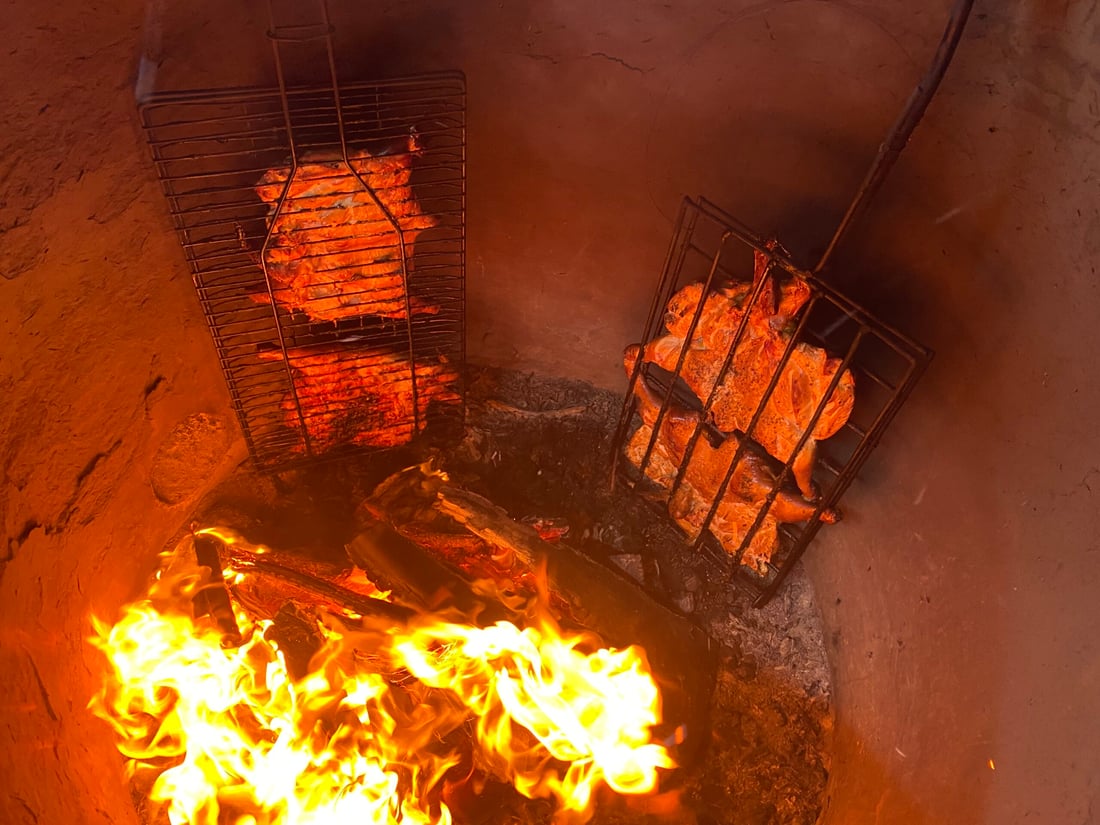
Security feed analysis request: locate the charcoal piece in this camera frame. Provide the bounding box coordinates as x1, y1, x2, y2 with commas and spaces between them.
266, 604, 325, 680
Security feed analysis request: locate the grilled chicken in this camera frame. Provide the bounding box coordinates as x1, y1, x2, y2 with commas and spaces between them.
254, 136, 438, 322
260, 346, 460, 451
623, 344, 836, 573
639, 250, 854, 499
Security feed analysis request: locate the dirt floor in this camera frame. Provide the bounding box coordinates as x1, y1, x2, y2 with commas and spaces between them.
160, 365, 834, 825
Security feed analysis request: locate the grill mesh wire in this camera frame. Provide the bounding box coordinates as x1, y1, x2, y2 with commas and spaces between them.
139, 75, 466, 469
612, 197, 931, 606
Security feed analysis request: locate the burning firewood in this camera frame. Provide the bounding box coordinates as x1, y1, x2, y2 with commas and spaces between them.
347, 521, 522, 624
90, 520, 680, 825
190, 531, 243, 645
355, 463, 558, 611
260, 345, 461, 452
202, 528, 414, 626
362, 465, 716, 765
254, 135, 439, 322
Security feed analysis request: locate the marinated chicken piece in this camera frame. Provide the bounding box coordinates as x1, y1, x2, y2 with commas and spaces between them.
253, 136, 439, 322
260, 346, 460, 452
664, 283, 748, 344
623, 345, 836, 573
748, 247, 813, 331
643, 334, 854, 499
639, 249, 853, 499
626, 424, 777, 574
662, 248, 809, 347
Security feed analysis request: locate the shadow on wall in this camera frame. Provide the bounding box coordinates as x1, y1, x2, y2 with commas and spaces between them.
143, 0, 468, 93
333, 1, 463, 80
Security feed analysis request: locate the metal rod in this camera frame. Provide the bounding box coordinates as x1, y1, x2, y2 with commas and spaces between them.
634, 231, 733, 490
724, 329, 864, 565
689, 292, 822, 558
813, 0, 975, 274
665, 244, 776, 514
259, 0, 320, 456
610, 198, 695, 489
261, 0, 421, 452
316, 0, 423, 435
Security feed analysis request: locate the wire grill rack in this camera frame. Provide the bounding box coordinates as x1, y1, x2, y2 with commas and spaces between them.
611, 197, 931, 606
139, 73, 466, 470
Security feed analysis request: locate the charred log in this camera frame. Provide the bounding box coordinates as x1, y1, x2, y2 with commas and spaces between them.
215, 538, 415, 626
346, 521, 515, 625
191, 532, 242, 645
265, 603, 326, 681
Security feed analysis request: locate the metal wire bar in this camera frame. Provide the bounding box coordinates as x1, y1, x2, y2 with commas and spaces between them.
686, 292, 826, 560
264, 0, 415, 450
665, 247, 794, 526
720, 329, 865, 563
612, 199, 697, 488
631, 231, 734, 492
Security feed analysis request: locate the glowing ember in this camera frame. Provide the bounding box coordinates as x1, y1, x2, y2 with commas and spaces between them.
89, 533, 672, 825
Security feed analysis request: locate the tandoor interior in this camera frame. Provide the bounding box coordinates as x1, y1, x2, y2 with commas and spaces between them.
2, 1, 1098, 824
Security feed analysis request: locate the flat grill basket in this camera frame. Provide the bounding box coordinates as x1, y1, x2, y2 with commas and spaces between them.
139, 73, 466, 470
611, 197, 931, 606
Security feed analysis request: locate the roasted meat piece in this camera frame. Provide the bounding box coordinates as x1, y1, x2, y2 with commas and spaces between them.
643, 334, 854, 499
254, 136, 439, 322
623, 345, 835, 574
261, 345, 460, 452
638, 250, 854, 498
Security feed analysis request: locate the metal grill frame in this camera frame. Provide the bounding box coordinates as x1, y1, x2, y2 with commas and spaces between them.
139, 73, 467, 470
611, 197, 932, 606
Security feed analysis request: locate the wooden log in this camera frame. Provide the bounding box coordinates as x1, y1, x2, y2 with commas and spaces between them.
191, 532, 243, 645
481, 399, 588, 420
219, 541, 416, 626
434, 488, 544, 570
346, 521, 515, 626
358, 466, 716, 764
266, 603, 326, 680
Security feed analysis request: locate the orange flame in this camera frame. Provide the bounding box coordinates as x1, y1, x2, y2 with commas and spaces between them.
394, 617, 672, 816
89, 532, 672, 825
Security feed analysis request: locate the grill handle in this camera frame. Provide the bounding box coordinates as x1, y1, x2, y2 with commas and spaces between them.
814, 0, 975, 275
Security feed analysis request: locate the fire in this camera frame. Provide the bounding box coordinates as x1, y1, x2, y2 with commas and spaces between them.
394, 617, 671, 814
89, 533, 672, 825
